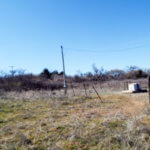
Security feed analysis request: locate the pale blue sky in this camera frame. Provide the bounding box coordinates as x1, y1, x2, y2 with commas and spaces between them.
0, 0, 150, 75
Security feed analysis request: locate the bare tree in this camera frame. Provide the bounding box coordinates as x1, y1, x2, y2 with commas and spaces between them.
92, 64, 99, 75
16, 69, 26, 75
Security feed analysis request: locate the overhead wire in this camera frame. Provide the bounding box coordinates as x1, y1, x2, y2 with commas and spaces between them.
65, 42, 150, 54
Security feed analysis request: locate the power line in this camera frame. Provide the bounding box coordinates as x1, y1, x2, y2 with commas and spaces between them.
65, 42, 150, 54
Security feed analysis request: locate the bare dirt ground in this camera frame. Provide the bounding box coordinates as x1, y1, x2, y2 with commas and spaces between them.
0, 90, 150, 150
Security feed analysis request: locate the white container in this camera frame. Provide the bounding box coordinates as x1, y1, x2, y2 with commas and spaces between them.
128, 83, 141, 92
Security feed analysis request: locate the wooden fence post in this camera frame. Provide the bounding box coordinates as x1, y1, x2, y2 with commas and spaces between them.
124, 82, 126, 90
71, 84, 75, 96
148, 76, 150, 104
83, 83, 88, 97
92, 85, 103, 103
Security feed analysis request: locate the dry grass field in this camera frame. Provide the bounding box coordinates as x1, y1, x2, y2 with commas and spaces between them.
0, 89, 150, 150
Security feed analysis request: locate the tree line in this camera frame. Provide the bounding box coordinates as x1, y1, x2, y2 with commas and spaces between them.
72, 65, 149, 83
0, 65, 149, 91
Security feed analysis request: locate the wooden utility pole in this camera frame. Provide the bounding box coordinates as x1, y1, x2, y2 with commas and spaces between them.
148, 76, 150, 104
61, 46, 67, 95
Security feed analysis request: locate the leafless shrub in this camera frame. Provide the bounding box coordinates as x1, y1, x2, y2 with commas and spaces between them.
0, 74, 63, 92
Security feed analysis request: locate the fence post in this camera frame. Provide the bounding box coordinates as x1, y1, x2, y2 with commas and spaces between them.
124, 82, 126, 90
71, 84, 75, 96
92, 85, 103, 103
148, 76, 150, 104
83, 83, 88, 97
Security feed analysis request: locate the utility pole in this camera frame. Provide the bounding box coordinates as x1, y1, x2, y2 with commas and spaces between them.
61, 46, 67, 95
9, 66, 16, 76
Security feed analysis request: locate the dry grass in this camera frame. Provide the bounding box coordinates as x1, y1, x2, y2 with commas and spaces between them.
0, 91, 150, 150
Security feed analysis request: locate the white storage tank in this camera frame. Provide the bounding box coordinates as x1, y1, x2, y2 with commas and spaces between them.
128, 83, 141, 92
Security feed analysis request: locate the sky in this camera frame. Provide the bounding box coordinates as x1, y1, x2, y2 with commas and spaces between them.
0, 0, 150, 75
